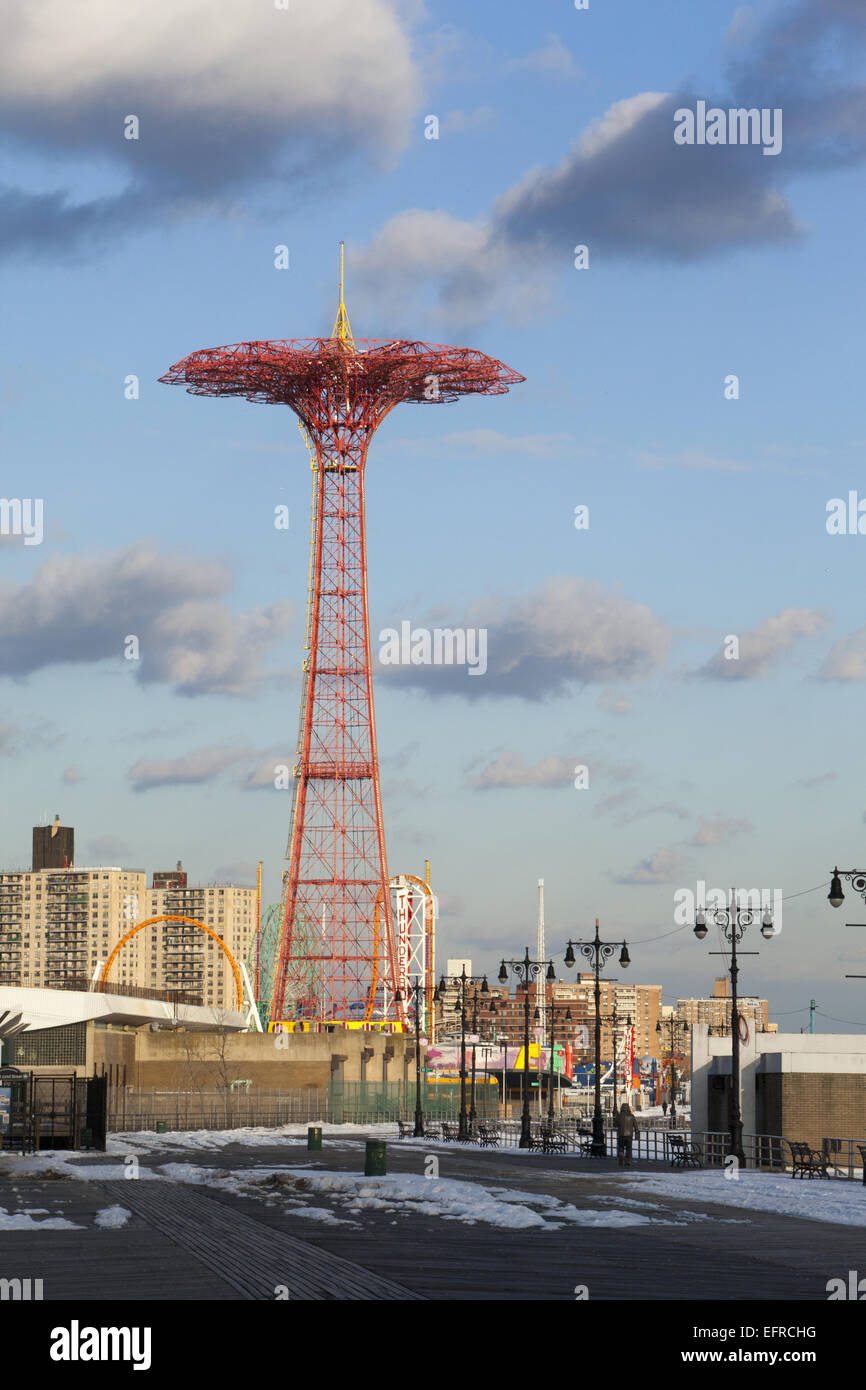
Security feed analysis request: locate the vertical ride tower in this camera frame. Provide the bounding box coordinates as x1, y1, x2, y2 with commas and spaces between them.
160, 249, 523, 1025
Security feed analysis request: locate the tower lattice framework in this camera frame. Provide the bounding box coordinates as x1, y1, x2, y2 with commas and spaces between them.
160, 249, 523, 1024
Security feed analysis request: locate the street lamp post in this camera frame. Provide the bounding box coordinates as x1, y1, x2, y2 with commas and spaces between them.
564, 919, 630, 1158
469, 995, 498, 1123
433, 965, 488, 1141
546, 1004, 572, 1126
498, 1033, 509, 1117
394, 976, 426, 1137
694, 888, 775, 1166
499, 947, 556, 1148
656, 1015, 689, 1125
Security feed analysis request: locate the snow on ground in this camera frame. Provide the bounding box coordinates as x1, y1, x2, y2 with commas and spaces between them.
94, 1205, 131, 1229
153, 1161, 696, 1230
622, 1168, 866, 1228
0, 1205, 83, 1230
4, 1123, 865, 1232
110, 1123, 395, 1155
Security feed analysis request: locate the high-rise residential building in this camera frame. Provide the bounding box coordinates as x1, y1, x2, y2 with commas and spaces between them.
677, 977, 770, 1036
0, 866, 147, 989
32, 816, 74, 872
143, 880, 257, 1009
0, 852, 257, 1010
572, 974, 662, 1065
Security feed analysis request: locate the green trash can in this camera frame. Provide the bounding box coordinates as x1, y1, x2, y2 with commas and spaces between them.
364, 1139, 387, 1176
307, 1125, 323, 1151
156, 1121, 167, 1135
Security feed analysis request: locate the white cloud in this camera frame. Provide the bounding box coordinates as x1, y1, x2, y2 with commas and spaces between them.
468, 752, 577, 789
820, 627, 866, 682
129, 743, 255, 793
698, 608, 829, 679
0, 0, 419, 255
378, 576, 670, 700
0, 542, 293, 695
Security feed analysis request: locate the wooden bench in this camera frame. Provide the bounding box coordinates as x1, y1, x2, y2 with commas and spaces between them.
396, 1120, 415, 1139
441, 1122, 460, 1142
668, 1133, 703, 1169
787, 1140, 829, 1179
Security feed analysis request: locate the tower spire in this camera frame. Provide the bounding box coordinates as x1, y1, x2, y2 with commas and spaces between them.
331, 241, 354, 348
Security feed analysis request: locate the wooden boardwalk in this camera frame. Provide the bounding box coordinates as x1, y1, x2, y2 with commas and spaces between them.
100, 1179, 421, 1300
2, 1139, 864, 1300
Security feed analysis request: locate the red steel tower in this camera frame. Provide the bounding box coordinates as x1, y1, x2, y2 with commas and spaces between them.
160, 250, 523, 1025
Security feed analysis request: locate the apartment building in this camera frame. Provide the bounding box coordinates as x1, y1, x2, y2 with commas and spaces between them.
0, 831, 257, 1010
144, 879, 257, 1009
677, 977, 770, 1036
0, 866, 148, 990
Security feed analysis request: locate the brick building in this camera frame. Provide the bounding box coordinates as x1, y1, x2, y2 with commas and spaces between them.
433, 965, 662, 1065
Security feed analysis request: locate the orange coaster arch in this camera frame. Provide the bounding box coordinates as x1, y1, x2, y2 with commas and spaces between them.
99, 915, 244, 1012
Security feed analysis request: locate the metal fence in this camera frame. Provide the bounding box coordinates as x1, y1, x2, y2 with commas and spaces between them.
107, 1081, 503, 1133
108, 1088, 329, 1133
820, 1136, 866, 1181
700, 1131, 866, 1180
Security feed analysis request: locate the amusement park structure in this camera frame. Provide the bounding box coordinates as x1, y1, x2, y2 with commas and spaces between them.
161, 248, 523, 1027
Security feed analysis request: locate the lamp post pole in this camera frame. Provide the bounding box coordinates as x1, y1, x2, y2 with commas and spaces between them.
656, 1015, 688, 1126
433, 965, 488, 1141
564, 920, 630, 1158
499, 948, 556, 1148
394, 977, 426, 1137
546, 1004, 572, 1126
694, 888, 774, 1166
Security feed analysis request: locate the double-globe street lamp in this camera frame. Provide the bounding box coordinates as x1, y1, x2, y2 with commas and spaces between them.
564, 920, 630, 1158
499, 948, 556, 1148
694, 889, 775, 1166
433, 965, 488, 1141
394, 976, 426, 1137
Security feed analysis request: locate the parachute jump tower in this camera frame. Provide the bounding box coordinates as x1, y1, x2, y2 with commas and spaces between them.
160, 248, 523, 1026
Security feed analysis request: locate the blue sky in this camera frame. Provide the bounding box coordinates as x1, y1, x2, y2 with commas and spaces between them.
1, 0, 866, 1030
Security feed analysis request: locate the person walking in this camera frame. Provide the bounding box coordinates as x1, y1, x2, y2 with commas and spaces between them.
615, 1103, 638, 1167
662, 1099, 668, 1117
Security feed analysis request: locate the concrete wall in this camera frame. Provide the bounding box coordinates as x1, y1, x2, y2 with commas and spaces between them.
130, 1026, 416, 1092
6, 1022, 419, 1094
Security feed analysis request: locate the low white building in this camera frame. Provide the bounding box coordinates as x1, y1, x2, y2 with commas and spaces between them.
691, 1022, 866, 1152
